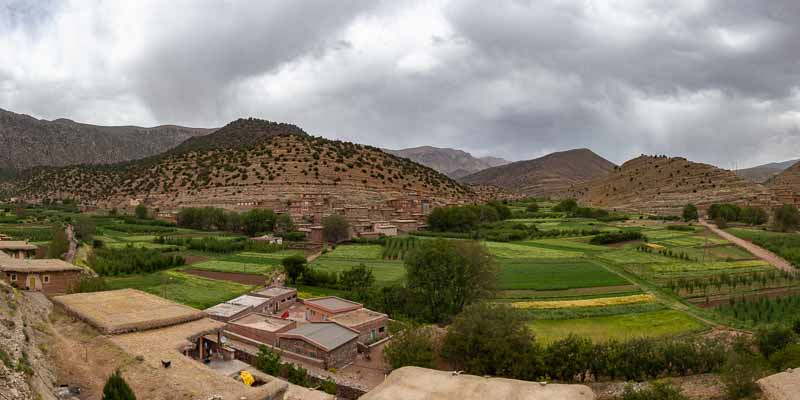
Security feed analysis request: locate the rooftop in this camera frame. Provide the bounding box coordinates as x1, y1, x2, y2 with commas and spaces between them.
280, 322, 359, 351
329, 308, 387, 328
230, 313, 295, 332
0, 241, 38, 251
53, 289, 206, 334
0, 258, 83, 273
204, 302, 250, 319
361, 366, 596, 400
252, 286, 296, 298
227, 294, 271, 308
304, 296, 362, 314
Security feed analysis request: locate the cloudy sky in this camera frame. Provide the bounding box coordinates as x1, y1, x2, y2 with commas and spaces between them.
2, 0, 800, 168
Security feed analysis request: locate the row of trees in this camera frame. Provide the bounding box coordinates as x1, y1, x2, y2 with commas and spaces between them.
176, 207, 294, 236
707, 203, 769, 227
88, 245, 185, 276
426, 202, 511, 233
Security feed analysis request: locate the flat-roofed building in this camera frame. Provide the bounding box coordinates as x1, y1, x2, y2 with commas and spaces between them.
204, 302, 251, 322
0, 258, 83, 295
277, 322, 359, 369
226, 313, 297, 347
329, 308, 389, 344
250, 286, 298, 313
0, 241, 38, 259
304, 296, 362, 322
227, 294, 273, 314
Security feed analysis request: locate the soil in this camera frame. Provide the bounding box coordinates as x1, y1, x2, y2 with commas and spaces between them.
590, 374, 726, 400
183, 268, 267, 285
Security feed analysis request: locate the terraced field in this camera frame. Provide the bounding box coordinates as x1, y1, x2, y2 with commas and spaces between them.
309, 244, 406, 286
530, 310, 705, 343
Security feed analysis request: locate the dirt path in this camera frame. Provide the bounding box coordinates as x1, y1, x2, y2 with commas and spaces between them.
183, 268, 266, 285
698, 219, 796, 273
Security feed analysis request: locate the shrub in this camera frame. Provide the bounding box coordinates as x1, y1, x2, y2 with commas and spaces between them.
589, 231, 645, 245
89, 245, 185, 276
756, 326, 797, 358
774, 204, 800, 232
619, 381, 688, 400
68, 276, 109, 293
383, 325, 438, 369
769, 343, 800, 371
552, 199, 578, 213
254, 346, 281, 375
682, 203, 698, 222
102, 370, 136, 400
282, 255, 307, 284
720, 348, 768, 400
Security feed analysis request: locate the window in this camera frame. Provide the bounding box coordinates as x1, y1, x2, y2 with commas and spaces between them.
9, 273, 17, 282
43, 275, 50, 284
378, 327, 385, 333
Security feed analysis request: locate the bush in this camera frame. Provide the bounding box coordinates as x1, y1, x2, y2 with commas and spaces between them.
552, 199, 578, 213
769, 343, 800, 371
682, 203, 698, 222
68, 276, 109, 294
589, 231, 645, 245
282, 255, 307, 284
720, 348, 768, 400
322, 214, 350, 243
102, 370, 136, 400
383, 325, 438, 369
254, 346, 281, 375
619, 381, 688, 400
774, 204, 800, 232
89, 245, 185, 276
756, 326, 797, 358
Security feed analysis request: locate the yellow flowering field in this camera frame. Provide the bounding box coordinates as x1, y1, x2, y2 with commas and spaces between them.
511, 294, 656, 309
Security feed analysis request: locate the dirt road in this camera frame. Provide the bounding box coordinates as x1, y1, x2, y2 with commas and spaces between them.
699, 219, 796, 273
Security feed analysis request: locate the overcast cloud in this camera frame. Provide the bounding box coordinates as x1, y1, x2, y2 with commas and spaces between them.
2, 0, 800, 168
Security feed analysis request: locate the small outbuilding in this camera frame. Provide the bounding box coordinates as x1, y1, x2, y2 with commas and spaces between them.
205, 302, 252, 322
304, 296, 362, 322
329, 308, 389, 345
0, 240, 38, 259
277, 322, 359, 369
0, 258, 83, 295
250, 286, 298, 313
226, 313, 297, 347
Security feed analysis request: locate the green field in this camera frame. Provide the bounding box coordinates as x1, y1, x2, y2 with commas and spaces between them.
484, 241, 584, 259
529, 310, 705, 343
105, 270, 256, 309
497, 259, 629, 290
309, 244, 406, 285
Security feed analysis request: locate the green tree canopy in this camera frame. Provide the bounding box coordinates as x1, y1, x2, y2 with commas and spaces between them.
134, 204, 148, 219
275, 214, 295, 233
404, 239, 498, 322
282, 254, 307, 284
773, 204, 800, 232
322, 214, 350, 243
442, 303, 542, 380
383, 325, 438, 370
241, 209, 277, 236
339, 263, 375, 301
553, 199, 578, 213
74, 216, 96, 242
682, 203, 698, 222
102, 370, 136, 400
48, 226, 69, 259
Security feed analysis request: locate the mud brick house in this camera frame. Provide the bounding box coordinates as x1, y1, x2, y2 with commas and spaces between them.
250, 286, 298, 313
373, 223, 398, 237
277, 322, 359, 369
329, 308, 389, 344
304, 296, 363, 322
0, 258, 83, 295
0, 240, 38, 259
226, 313, 297, 347
389, 219, 419, 234
228, 294, 274, 314
204, 302, 252, 322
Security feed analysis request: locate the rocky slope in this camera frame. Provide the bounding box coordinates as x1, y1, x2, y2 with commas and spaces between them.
0, 108, 214, 170
6, 118, 474, 209
736, 159, 800, 183
766, 160, 800, 208
569, 155, 777, 215
460, 148, 616, 198
386, 146, 509, 179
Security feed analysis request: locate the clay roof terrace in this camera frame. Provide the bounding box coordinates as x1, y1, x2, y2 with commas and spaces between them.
304, 296, 362, 314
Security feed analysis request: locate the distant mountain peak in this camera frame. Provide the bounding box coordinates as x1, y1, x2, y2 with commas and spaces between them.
386, 146, 510, 179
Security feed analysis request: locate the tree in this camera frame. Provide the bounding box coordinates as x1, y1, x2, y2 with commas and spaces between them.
526, 202, 540, 213
254, 345, 281, 375
275, 214, 295, 233
720, 346, 768, 400
134, 204, 148, 219
282, 255, 307, 284
74, 216, 96, 243
383, 325, 438, 369
48, 227, 69, 259
553, 199, 578, 213
322, 214, 350, 243
241, 209, 277, 236
339, 264, 375, 301
545, 334, 593, 382
756, 326, 797, 358
102, 370, 136, 400
773, 204, 800, 232
682, 203, 698, 222
740, 206, 768, 226
404, 239, 498, 322
442, 303, 542, 380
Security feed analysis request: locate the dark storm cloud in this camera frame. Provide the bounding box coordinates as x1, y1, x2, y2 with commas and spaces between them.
2, 0, 800, 168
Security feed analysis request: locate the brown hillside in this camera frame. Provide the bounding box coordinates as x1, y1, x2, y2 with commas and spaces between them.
460, 149, 616, 198
0, 108, 214, 170
736, 159, 800, 183
570, 155, 777, 215
7, 119, 474, 210
766, 161, 800, 207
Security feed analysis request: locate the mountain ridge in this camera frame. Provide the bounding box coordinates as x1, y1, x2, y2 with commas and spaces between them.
736, 158, 800, 183
385, 146, 510, 179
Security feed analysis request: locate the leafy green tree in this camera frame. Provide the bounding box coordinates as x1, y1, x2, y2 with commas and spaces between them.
48, 227, 69, 259
339, 264, 375, 301
241, 209, 277, 236
404, 239, 498, 322
322, 214, 350, 243
769, 343, 800, 371
487, 201, 512, 220
275, 214, 295, 233
740, 206, 768, 226
442, 303, 542, 380
545, 334, 593, 382
102, 370, 136, 400
383, 325, 438, 369
720, 345, 768, 400
682, 203, 698, 222
756, 326, 797, 358
773, 204, 800, 232
254, 345, 281, 375
526, 202, 540, 213
74, 216, 96, 242
553, 199, 578, 213
134, 204, 148, 219
282, 255, 307, 284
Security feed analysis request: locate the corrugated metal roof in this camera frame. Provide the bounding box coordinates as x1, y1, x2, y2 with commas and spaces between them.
283, 323, 358, 351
